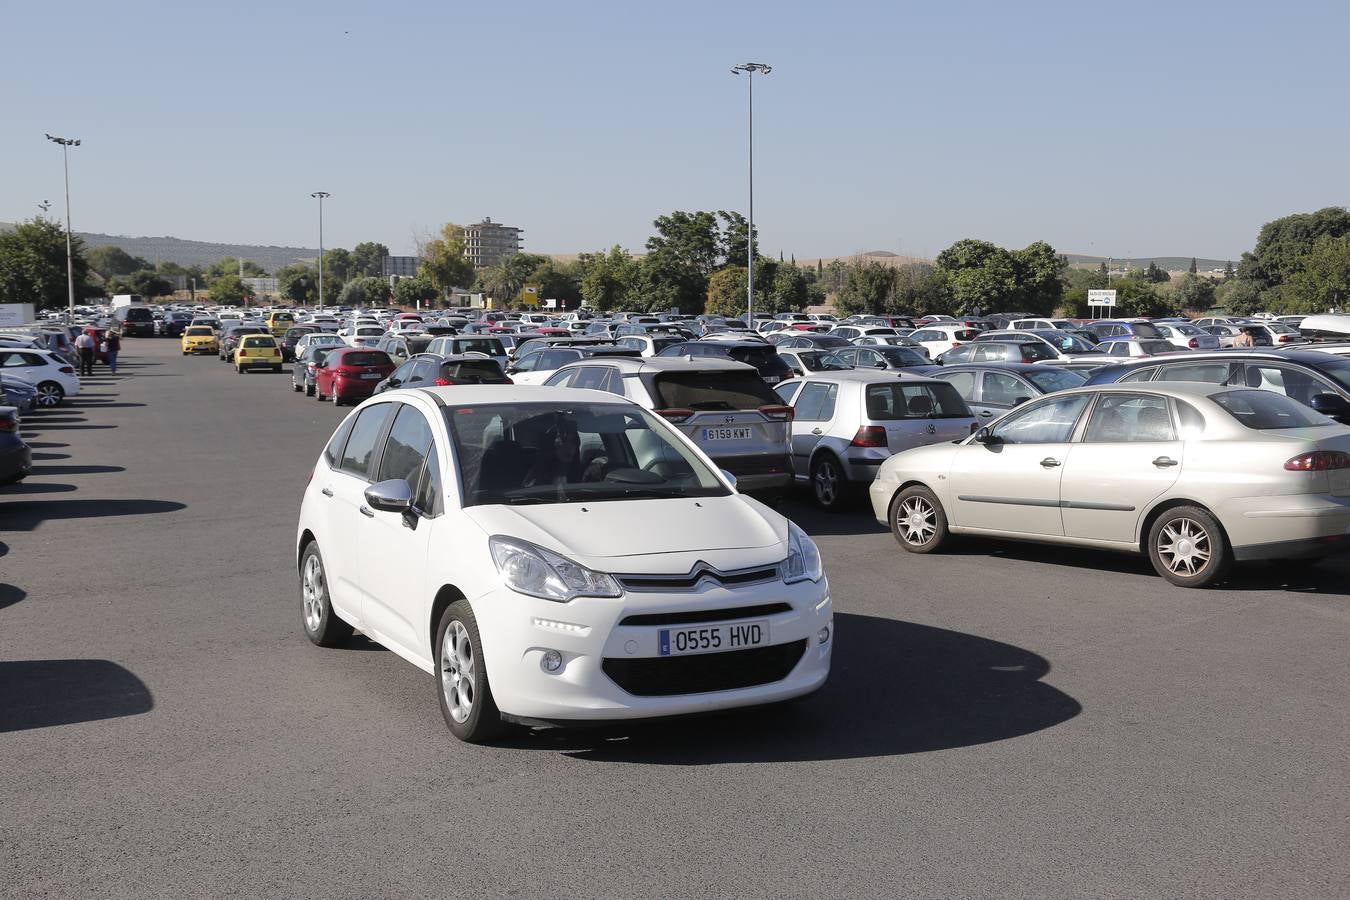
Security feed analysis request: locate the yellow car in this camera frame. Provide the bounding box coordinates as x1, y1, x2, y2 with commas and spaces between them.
235, 335, 284, 373
181, 326, 219, 355
265, 311, 296, 337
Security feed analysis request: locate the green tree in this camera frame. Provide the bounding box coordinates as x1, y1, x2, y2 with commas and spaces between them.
87, 245, 150, 277
128, 269, 174, 298
418, 223, 476, 294
322, 248, 353, 282
1011, 241, 1066, 313
1172, 273, 1217, 311
207, 256, 265, 278
892, 263, 950, 316
579, 246, 639, 312
1223, 260, 1235, 280
1215, 278, 1263, 315
528, 258, 583, 310
718, 211, 758, 267
338, 276, 392, 307
705, 266, 748, 317
1238, 207, 1350, 289
276, 263, 318, 304
1144, 261, 1171, 283
1188, 257, 1198, 275
834, 261, 898, 315
207, 274, 254, 305
934, 239, 1018, 315
1282, 234, 1350, 313
393, 275, 439, 308
0, 218, 92, 309
768, 264, 810, 313
350, 242, 390, 278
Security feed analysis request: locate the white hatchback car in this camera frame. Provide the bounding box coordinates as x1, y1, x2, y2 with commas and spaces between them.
296, 386, 833, 742
0, 347, 81, 407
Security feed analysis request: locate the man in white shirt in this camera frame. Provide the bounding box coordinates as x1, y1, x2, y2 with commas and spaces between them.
74, 331, 96, 376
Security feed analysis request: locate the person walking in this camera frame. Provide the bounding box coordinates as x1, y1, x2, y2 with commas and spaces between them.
104, 330, 122, 374
74, 330, 96, 377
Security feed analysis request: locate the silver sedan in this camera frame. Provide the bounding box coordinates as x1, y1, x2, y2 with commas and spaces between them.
869, 383, 1350, 587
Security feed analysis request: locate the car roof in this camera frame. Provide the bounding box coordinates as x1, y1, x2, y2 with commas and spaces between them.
413, 385, 640, 406
571, 356, 756, 374
931, 362, 1066, 374
790, 368, 947, 387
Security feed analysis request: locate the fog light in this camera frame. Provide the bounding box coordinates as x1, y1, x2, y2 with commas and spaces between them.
818, 626, 831, 645
540, 649, 563, 673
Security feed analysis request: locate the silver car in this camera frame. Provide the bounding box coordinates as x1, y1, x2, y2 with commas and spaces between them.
543, 356, 793, 499
869, 383, 1350, 587
1155, 323, 1221, 351
775, 370, 976, 510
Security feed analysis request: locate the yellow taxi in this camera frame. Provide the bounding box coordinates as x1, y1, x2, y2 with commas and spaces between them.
181, 325, 219, 355
265, 310, 297, 337
235, 335, 284, 373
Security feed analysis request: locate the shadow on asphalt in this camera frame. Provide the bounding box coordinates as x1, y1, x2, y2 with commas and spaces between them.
0, 498, 186, 532
30, 464, 126, 476
781, 497, 888, 537
0, 584, 24, 610
1, 482, 78, 495
23, 441, 68, 449
523, 613, 1081, 764
0, 660, 153, 732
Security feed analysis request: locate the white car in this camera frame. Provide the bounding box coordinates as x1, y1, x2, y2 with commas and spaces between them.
0, 347, 80, 407
907, 325, 981, 358
343, 326, 387, 348
296, 387, 832, 741
869, 382, 1350, 587
1155, 323, 1221, 351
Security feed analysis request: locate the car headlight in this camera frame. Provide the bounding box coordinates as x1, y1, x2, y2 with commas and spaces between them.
781, 521, 824, 584
488, 536, 622, 603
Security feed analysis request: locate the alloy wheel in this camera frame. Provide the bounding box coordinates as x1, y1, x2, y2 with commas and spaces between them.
301, 553, 325, 634
440, 621, 476, 724
1156, 517, 1211, 577
35, 384, 62, 408
814, 459, 839, 505
898, 496, 937, 546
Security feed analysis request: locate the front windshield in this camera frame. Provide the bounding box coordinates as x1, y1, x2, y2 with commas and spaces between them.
1033, 331, 1097, 353
446, 402, 729, 506
799, 351, 851, 371
185, 327, 213, 336
1025, 368, 1087, 393
879, 346, 929, 366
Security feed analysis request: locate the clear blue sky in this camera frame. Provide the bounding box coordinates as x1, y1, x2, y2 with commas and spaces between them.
4, 0, 1345, 261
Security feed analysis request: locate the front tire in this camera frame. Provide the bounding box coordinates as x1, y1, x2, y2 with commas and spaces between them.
305, 382, 315, 397
300, 543, 354, 647
890, 485, 950, 553
435, 600, 505, 743
1147, 506, 1231, 588
810, 454, 848, 511
35, 382, 64, 408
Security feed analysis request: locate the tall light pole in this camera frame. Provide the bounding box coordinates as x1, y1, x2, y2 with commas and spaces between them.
731, 62, 771, 325
45, 134, 81, 323
311, 191, 330, 309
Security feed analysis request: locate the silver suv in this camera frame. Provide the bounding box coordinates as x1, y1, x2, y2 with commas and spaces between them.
775, 370, 976, 510
543, 356, 792, 500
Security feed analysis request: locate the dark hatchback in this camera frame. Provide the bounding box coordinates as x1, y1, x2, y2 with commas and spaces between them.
375, 354, 510, 394
924, 362, 1087, 421
0, 406, 31, 484
1083, 350, 1350, 424
657, 340, 795, 384
280, 326, 320, 362
219, 326, 268, 360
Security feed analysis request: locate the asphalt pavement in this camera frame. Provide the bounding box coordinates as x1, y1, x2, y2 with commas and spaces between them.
3, 338, 1349, 898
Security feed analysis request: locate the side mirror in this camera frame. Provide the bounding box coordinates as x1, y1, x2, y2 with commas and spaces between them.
1310, 393, 1350, 422
1013, 396, 1031, 406
505, 366, 518, 375
364, 479, 413, 513
719, 469, 739, 490
973, 427, 1001, 445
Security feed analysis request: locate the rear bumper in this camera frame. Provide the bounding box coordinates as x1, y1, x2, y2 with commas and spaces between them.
238, 357, 281, 368
709, 453, 793, 495
334, 377, 380, 398
1226, 495, 1350, 560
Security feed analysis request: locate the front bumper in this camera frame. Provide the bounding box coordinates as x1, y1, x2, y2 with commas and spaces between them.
473, 578, 832, 722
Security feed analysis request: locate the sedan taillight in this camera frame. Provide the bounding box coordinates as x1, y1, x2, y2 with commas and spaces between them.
850, 426, 888, 447
1188, 338, 1199, 349
655, 408, 695, 423
1285, 451, 1350, 471
59, 366, 75, 374
758, 404, 794, 422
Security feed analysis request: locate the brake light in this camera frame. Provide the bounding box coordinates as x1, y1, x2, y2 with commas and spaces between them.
1188, 338, 1199, 349
59, 366, 75, 374
433, 378, 458, 386
1279, 334, 1293, 343
655, 408, 695, 423
758, 404, 794, 422
0, 416, 15, 432
850, 426, 887, 447
952, 342, 961, 348
1285, 451, 1350, 471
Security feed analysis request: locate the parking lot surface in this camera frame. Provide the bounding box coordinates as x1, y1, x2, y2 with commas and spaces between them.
3, 338, 1350, 898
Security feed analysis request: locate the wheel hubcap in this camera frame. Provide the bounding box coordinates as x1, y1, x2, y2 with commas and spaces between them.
301, 554, 325, 632
37, 386, 59, 407
1158, 518, 1211, 576
898, 497, 936, 545
440, 621, 475, 724
815, 462, 838, 503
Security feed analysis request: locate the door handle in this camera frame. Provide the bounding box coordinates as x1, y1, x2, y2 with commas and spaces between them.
321, 487, 334, 497
1153, 456, 1179, 468
979, 410, 993, 417
811, 427, 823, 435
1039, 457, 1061, 468
359, 505, 375, 517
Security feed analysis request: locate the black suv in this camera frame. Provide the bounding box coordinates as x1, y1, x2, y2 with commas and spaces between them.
657, 340, 794, 384
113, 305, 156, 337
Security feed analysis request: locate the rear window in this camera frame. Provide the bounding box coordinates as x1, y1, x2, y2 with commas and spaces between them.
1021, 343, 1057, 361
864, 382, 971, 419
454, 338, 506, 356
443, 361, 509, 384
123, 307, 153, 321
650, 371, 780, 410
1130, 323, 1165, 339
954, 329, 979, 342
342, 351, 392, 367
1141, 341, 1175, 354
241, 337, 276, 348
726, 346, 779, 368
1209, 390, 1332, 430
1025, 369, 1087, 393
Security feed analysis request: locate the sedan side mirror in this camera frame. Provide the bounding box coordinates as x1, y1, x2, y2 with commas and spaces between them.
719, 469, 739, 490
1310, 393, 1350, 422
364, 479, 413, 513
973, 426, 1001, 445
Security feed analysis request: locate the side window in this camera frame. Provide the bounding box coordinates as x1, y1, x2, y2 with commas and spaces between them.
970, 345, 1001, 362
544, 368, 577, 387
1118, 368, 1157, 384
834, 348, 857, 365
982, 371, 1030, 407
935, 370, 977, 399
323, 416, 356, 468
992, 394, 1090, 444
817, 384, 839, 420
389, 360, 417, 384
513, 351, 543, 372
376, 404, 434, 484
775, 381, 802, 404
1245, 364, 1338, 406
794, 382, 832, 421
570, 366, 609, 391
1175, 400, 1206, 438
1158, 362, 1233, 385
1083, 393, 1175, 443
414, 444, 443, 515
338, 404, 392, 479
598, 368, 626, 395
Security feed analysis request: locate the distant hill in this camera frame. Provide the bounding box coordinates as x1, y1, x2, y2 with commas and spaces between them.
0, 223, 318, 273
1064, 253, 1234, 273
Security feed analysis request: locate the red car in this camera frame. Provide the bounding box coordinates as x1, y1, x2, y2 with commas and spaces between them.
314, 348, 395, 406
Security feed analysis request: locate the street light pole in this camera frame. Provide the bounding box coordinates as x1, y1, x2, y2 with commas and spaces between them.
311, 191, 330, 309
45, 134, 81, 324
731, 63, 771, 326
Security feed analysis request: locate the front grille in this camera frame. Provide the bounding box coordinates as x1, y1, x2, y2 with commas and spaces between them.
602, 640, 807, 696
616, 564, 780, 592
620, 602, 792, 627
